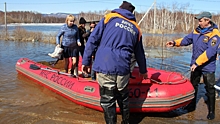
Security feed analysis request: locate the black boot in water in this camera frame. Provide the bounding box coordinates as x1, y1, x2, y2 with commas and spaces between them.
100, 86, 117, 124
205, 73, 216, 120
207, 95, 215, 120
207, 112, 215, 120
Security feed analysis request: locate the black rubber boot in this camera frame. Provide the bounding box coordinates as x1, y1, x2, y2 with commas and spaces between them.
70, 68, 77, 78
207, 95, 215, 120
100, 86, 117, 124
204, 73, 216, 120
183, 100, 196, 112
183, 71, 201, 112
207, 111, 215, 120
70, 68, 74, 75
116, 84, 130, 124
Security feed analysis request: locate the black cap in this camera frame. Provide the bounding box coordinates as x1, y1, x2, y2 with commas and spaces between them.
119, 1, 135, 13
79, 17, 86, 24
90, 21, 96, 25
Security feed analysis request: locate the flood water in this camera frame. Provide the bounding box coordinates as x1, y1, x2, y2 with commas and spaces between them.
1, 40, 220, 124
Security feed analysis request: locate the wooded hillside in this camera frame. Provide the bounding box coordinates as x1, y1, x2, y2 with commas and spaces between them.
1, 3, 220, 33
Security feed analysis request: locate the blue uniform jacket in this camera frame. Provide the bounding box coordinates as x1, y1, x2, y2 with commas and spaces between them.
56, 24, 80, 47
82, 9, 147, 75
174, 22, 220, 72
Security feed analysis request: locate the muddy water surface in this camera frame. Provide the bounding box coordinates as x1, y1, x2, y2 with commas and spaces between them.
0, 40, 220, 124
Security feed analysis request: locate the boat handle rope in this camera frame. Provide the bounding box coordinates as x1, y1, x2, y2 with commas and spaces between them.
147, 77, 187, 85
148, 70, 191, 85
75, 76, 186, 84
166, 72, 173, 84
29, 64, 190, 84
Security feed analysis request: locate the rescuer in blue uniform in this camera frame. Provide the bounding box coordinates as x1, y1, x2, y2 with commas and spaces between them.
166, 11, 220, 120
81, 1, 147, 123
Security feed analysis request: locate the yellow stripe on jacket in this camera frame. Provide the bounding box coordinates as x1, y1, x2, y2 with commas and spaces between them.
196, 51, 209, 66
205, 29, 220, 38
174, 38, 183, 47
195, 29, 220, 65
104, 13, 142, 41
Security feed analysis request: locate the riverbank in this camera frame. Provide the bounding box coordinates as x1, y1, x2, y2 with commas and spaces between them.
0, 23, 188, 48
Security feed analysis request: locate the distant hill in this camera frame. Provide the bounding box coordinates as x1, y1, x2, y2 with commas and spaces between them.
42, 13, 79, 18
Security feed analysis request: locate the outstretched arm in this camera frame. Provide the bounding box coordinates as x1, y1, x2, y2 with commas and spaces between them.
134, 36, 148, 79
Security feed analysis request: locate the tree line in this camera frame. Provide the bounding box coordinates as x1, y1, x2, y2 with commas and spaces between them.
0, 11, 65, 24
1, 3, 220, 33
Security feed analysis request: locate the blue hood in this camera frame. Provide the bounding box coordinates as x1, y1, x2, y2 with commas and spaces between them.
196, 22, 218, 34
111, 9, 136, 22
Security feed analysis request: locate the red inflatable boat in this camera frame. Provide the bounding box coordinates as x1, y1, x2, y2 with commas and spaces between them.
16, 58, 194, 113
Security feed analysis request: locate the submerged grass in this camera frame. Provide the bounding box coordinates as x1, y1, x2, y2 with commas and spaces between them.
0, 26, 191, 52
0, 27, 56, 43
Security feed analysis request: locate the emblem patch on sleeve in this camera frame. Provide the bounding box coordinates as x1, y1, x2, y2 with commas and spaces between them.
211, 37, 217, 46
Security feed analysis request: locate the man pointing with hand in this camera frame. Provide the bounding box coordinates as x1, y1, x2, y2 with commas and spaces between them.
166, 11, 220, 120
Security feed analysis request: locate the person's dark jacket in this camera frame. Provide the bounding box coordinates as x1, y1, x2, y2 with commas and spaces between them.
78, 25, 87, 46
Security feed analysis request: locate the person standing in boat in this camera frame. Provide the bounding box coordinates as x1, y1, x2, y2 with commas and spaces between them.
83, 21, 97, 78
81, 1, 147, 124
80, 21, 97, 78
166, 11, 220, 120
75, 17, 87, 76
56, 14, 81, 77
87, 21, 97, 80
78, 17, 87, 57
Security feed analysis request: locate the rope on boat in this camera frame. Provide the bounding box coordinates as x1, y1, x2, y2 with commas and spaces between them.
147, 70, 191, 85
28, 59, 192, 85
148, 77, 187, 85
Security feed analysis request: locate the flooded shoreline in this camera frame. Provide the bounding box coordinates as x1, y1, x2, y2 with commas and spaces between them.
1, 40, 220, 124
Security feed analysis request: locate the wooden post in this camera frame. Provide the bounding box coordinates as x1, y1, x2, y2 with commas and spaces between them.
4, 2, 7, 37
137, 2, 154, 26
